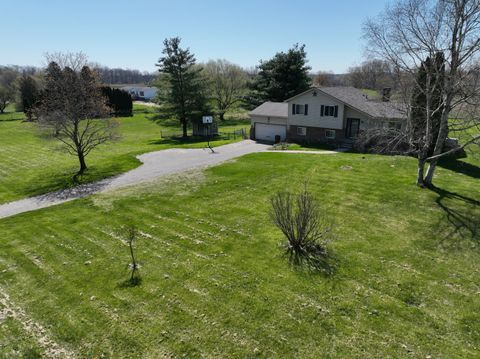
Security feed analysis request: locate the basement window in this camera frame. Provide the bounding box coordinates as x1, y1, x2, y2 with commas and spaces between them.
297, 127, 307, 136
325, 130, 336, 139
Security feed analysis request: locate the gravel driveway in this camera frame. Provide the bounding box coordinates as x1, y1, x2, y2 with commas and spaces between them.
0, 140, 269, 219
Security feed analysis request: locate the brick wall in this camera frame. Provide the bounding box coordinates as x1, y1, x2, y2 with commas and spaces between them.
287, 125, 347, 145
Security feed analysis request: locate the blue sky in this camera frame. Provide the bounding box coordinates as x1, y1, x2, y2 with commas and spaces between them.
2, 0, 389, 73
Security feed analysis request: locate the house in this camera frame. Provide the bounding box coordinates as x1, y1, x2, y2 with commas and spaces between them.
120, 86, 157, 101
249, 87, 406, 144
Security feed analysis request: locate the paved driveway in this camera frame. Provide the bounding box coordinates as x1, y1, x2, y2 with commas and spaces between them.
0, 140, 270, 219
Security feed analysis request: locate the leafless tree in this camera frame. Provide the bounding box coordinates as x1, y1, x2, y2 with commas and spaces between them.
364, 0, 480, 187
36, 62, 117, 177
313, 71, 335, 87
203, 59, 248, 121
44, 51, 89, 72
347, 59, 397, 90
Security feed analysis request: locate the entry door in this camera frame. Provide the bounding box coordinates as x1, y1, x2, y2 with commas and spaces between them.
346, 118, 360, 138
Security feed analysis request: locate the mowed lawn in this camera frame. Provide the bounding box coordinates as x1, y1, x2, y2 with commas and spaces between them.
0, 105, 249, 204
0, 150, 479, 358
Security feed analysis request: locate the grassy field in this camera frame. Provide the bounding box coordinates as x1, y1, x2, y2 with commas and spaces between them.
0, 148, 479, 357
0, 105, 249, 204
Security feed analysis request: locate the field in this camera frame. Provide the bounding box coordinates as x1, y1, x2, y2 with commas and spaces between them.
0, 145, 479, 357
0, 105, 249, 204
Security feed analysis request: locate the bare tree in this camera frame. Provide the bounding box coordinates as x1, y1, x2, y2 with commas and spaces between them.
203, 60, 248, 121
44, 51, 89, 72
36, 62, 117, 177
364, 0, 480, 187
123, 224, 141, 285
347, 59, 397, 90
313, 71, 335, 87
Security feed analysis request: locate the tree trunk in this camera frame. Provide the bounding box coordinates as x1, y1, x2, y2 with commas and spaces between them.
424, 159, 438, 186
416, 157, 426, 187
219, 112, 225, 122
182, 119, 188, 138
77, 151, 87, 176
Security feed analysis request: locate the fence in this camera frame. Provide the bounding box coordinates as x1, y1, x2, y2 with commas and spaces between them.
160, 128, 249, 141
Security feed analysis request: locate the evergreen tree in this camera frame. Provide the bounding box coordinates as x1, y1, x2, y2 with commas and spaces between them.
251, 44, 311, 103
155, 37, 210, 137
408, 52, 445, 157
18, 74, 40, 121
101, 86, 133, 116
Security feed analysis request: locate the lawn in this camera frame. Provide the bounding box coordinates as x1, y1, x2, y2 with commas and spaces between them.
0, 149, 479, 357
0, 104, 250, 204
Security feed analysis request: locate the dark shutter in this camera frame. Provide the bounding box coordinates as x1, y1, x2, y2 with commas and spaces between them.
304, 104, 308, 115
334, 105, 338, 118
292, 104, 296, 115
321, 105, 324, 117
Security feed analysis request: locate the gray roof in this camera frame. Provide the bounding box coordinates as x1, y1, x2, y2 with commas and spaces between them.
317, 87, 406, 120
249, 101, 288, 118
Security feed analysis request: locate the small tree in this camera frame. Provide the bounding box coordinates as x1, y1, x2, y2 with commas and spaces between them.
203, 59, 248, 121
155, 37, 210, 137
270, 187, 333, 272
35, 62, 117, 177
18, 74, 40, 121
0, 68, 18, 113
124, 224, 140, 285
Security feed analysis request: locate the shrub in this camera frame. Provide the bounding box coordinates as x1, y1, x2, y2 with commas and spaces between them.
270, 187, 334, 272
101, 86, 133, 116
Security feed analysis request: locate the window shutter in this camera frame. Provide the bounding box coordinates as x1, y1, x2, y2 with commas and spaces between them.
292, 104, 296, 115
321, 105, 324, 117
334, 105, 338, 118
304, 104, 308, 115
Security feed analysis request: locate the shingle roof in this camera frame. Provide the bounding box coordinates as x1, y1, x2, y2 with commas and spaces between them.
249, 102, 288, 118
317, 87, 406, 120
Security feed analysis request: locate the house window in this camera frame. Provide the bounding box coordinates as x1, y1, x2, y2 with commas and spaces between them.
321, 105, 338, 117
292, 104, 308, 115
297, 127, 307, 136
325, 130, 336, 139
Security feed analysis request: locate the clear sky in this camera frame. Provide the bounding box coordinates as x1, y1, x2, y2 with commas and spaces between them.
2, 0, 389, 73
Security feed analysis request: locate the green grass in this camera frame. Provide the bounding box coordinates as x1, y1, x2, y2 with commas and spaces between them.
0, 150, 479, 357
0, 105, 249, 204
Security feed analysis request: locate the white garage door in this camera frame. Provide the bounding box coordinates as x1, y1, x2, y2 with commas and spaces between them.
255, 123, 287, 142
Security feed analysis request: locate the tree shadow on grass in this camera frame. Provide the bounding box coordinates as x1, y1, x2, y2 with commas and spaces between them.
438, 157, 480, 179
118, 276, 142, 288
431, 186, 480, 248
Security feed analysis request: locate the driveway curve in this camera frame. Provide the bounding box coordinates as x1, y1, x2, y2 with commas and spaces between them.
0, 140, 270, 219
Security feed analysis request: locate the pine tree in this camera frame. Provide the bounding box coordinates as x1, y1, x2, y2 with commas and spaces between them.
155, 37, 210, 138
18, 75, 40, 121
408, 52, 446, 186
251, 44, 311, 103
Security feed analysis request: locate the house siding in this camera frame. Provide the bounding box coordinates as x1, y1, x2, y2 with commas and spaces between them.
287, 90, 345, 130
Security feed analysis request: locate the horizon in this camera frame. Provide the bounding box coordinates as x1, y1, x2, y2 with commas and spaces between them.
2, 0, 389, 73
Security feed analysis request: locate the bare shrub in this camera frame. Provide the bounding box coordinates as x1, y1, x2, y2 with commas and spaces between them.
270, 187, 334, 273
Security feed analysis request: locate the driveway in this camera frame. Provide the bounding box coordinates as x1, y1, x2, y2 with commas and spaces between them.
0, 140, 270, 219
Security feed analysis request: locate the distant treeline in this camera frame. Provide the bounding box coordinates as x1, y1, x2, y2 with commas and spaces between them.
93, 66, 156, 85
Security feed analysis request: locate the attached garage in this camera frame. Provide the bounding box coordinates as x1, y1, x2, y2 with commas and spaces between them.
248, 101, 289, 143
254, 123, 287, 142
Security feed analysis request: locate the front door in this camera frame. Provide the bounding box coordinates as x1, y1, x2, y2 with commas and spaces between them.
346, 118, 360, 138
